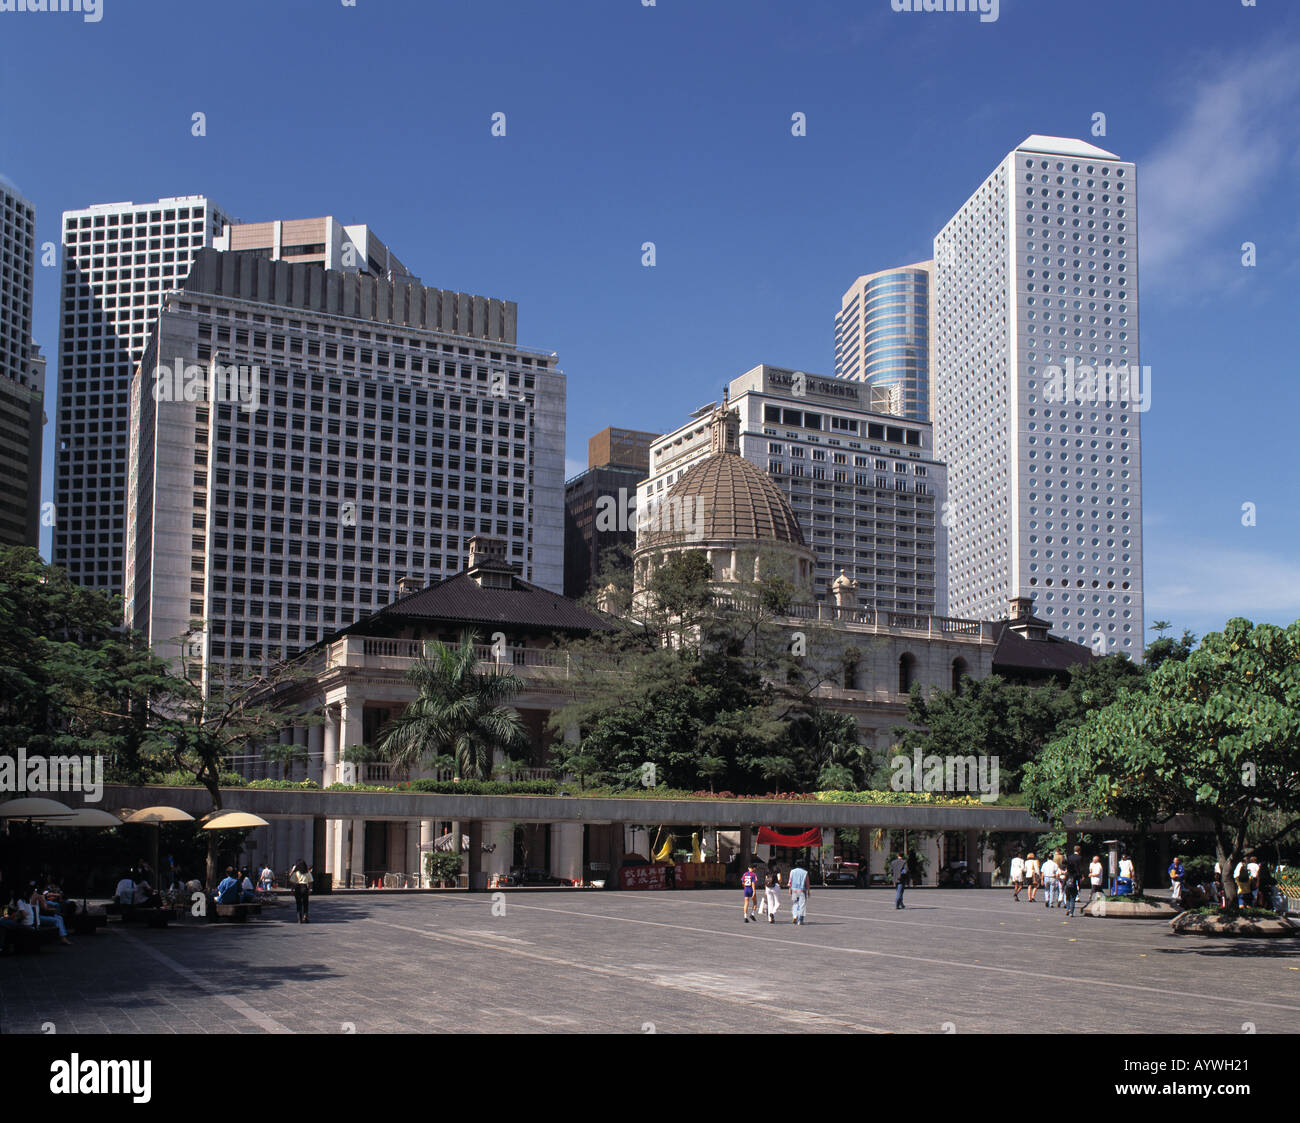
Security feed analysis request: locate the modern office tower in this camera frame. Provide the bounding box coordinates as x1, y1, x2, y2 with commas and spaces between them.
563, 426, 660, 598
639, 364, 947, 615
213, 217, 412, 280
53, 195, 232, 593
0, 175, 42, 547
124, 248, 565, 688
932, 135, 1142, 659
835, 262, 932, 421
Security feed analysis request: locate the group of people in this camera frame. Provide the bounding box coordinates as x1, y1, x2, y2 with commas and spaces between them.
1169, 854, 1271, 910
1, 879, 75, 949
740, 860, 811, 925
1009, 845, 1107, 916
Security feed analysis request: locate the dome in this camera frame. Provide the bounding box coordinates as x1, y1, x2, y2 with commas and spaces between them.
639, 452, 807, 550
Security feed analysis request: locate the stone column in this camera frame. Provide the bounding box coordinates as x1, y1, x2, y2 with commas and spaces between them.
966, 829, 980, 884
307, 721, 324, 786
404, 820, 419, 886
739, 827, 753, 870
483, 821, 514, 881
466, 820, 484, 891
340, 694, 364, 888
277, 727, 293, 781
419, 819, 436, 886
350, 818, 366, 889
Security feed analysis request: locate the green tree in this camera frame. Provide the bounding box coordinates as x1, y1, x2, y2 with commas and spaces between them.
1024, 618, 1300, 885
377, 631, 529, 780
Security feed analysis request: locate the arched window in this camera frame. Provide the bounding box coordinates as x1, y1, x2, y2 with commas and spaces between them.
951, 657, 969, 693
899, 653, 916, 693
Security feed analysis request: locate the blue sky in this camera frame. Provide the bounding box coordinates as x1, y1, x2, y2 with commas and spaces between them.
2, 0, 1297, 644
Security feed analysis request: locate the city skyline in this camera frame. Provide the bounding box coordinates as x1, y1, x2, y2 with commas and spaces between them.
3, 0, 1298, 644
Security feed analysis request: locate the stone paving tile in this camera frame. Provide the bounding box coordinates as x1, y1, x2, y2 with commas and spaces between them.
2, 890, 1298, 1033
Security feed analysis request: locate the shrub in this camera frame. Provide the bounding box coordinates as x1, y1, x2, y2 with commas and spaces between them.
424, 851, 463, 886
1181, 855, 1216, 884
247, 778, 320, 790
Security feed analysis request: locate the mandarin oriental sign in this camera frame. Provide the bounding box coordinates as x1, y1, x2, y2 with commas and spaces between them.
766, 370, 860, 402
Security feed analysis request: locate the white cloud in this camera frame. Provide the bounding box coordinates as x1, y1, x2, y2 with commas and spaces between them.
1145, 541, 1300, 629
1139, 41, 1300, 282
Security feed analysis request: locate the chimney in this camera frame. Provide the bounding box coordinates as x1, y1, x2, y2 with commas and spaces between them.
467, 535, 508, 571
397, 576, 422, 596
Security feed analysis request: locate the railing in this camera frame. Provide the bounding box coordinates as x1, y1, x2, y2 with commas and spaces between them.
326, 636, 575, 676
704, 596, 993, 641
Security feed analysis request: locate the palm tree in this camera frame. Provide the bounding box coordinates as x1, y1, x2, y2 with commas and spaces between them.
377, 631, 529, 780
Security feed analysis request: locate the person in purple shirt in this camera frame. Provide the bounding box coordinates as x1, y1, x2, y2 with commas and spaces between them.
741, 864, 760, 922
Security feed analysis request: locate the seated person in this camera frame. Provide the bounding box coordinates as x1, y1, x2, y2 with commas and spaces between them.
215, 868, 241, 905
0, 903, 38, 953
114, 872, 136, 907
184, 877, 204, 898
239, 870, 256, 903
132, 877, 160, 909
29, 887, 70, 944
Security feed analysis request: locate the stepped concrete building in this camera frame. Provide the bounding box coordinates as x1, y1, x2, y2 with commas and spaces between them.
124, 248, 565, 691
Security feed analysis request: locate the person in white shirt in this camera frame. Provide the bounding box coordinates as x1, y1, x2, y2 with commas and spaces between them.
1087, 857, 1103, 903
259, 865, 274, 892
1040, 856, 1059, 908
1023, 853, 1041, 903
114, 873, 135, 905
1009, 854, 1026, 901
1117, 853, 1135, 895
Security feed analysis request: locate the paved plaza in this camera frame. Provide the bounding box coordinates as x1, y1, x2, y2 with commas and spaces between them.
2, 889, 1298, 1034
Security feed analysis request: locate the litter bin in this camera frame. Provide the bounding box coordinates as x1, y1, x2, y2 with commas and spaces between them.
315, 871, 333, 894
1113, 876, 1132, 897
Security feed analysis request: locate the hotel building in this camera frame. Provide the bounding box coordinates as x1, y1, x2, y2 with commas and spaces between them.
638, 364, 947, 616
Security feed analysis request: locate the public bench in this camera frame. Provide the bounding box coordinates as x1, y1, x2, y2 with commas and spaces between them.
106, 902, 176, 928
213, 902, 262, 923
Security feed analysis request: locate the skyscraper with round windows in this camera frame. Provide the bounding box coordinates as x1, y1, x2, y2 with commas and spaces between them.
931, 136, 1143, 661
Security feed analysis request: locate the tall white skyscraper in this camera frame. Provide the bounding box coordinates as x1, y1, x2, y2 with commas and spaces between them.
53, 195, 231, 592
932, 135, 1143, 659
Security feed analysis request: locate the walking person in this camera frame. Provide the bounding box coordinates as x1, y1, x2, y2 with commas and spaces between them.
741, 863, 761, 923
1087, 855, 1103, 904
1009, 852, 1025, 902
788, 860, 809, 925
1023, 852, 1040, 903
289, 860, 313, 924
1168, 854, 1185, 909
763, 865, 782, 924
1063, 865, 1080, 916
1039, 853, 1059, 909
890, 852, 908, 910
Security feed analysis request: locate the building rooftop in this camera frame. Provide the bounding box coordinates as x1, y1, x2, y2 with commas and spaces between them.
1016, 135, 1120, 161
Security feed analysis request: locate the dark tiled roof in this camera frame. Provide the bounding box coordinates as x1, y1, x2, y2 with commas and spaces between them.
345, 570, 613, 636
990, 621, 1094, 676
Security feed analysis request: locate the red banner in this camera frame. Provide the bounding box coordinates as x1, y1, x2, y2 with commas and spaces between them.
756, 826, 823, 848
618, 864, 668, 890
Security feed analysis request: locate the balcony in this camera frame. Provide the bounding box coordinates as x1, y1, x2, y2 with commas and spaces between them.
324, 637, 577, 680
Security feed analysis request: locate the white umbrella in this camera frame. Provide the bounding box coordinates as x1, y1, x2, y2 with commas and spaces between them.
45, 808, 123, 910
0, 797, 75, 819
123, 806, 196, 890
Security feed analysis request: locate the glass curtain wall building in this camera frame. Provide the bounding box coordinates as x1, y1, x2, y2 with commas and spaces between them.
835, 262, 932, 422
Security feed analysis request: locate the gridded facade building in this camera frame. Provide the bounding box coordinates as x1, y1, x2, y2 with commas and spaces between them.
563, 427, 659, 599
53, 195, 232, 592
639, 364, 947, 616
124, 249, 565, 689
932, 136, 1142, 659
0, 175, 42, 547
835, 261, 932, 422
